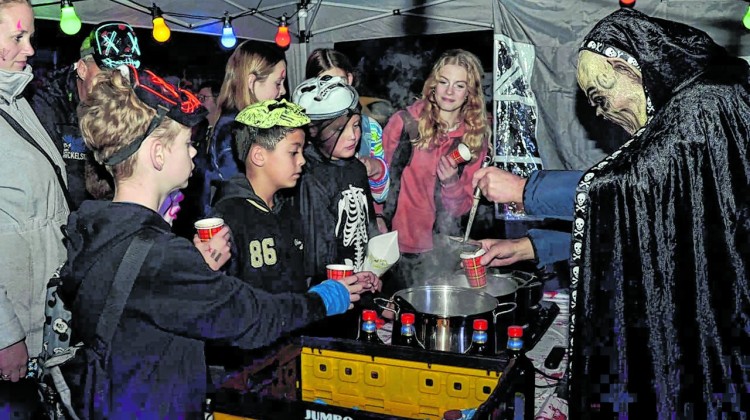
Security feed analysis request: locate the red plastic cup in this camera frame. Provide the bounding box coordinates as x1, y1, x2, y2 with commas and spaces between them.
460, 248, 487, 288
194, 217, 224, 242
326, 264, 354, 280
448, 143, 471, 164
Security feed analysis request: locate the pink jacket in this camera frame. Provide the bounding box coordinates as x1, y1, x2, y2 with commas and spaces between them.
382, 100, 488, 254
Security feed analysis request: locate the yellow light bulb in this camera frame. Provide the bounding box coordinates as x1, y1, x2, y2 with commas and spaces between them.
152, 16, 171, 43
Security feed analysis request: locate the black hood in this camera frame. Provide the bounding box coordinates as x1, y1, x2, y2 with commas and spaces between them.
64, 200, 170, 283
212, 174, 282, 213
580, 7, 749, 113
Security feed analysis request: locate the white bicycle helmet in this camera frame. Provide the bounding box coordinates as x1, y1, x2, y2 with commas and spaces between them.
292, 75, 359, 121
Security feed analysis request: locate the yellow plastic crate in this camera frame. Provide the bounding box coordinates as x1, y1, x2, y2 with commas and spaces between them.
300, 347, 502, 419
214, 413, 256, 420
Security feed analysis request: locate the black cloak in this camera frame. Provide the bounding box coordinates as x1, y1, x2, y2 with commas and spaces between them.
568, 8, 750, 418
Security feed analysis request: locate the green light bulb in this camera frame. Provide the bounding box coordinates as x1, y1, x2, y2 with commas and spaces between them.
60, 5, 81, 36
744, 6, 750, 30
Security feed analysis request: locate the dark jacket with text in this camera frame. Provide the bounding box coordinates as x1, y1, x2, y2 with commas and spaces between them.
212, 174, 308, 293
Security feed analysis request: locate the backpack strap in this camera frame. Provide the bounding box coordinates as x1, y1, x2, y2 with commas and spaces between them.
0, 107, 74, 210
93, 231, 155, 352
381, 111, 419, 231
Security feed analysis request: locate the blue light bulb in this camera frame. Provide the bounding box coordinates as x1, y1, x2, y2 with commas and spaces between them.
221, 21, 236, 49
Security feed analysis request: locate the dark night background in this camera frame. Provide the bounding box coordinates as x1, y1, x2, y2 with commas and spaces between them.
30, 17, 494, 109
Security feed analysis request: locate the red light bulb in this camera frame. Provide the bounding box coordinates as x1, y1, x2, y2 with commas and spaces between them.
275, 24, 291, 48
619, 0, 635, 7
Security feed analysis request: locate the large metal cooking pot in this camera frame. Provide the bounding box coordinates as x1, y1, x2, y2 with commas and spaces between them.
377, 285, 516, 354
417, 269, 544, 324
420, 269, 519, 302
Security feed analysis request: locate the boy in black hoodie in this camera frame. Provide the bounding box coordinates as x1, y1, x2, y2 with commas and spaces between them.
291, 76, 380, 283
62, 66, 380, 418
212, 99, 310, 293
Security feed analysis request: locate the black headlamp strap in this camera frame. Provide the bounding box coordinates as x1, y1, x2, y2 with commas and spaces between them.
103, 105, 169, 166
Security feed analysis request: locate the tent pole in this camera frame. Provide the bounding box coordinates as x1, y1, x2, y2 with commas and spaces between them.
287, 2, 310, 92
222, 0, 299, 13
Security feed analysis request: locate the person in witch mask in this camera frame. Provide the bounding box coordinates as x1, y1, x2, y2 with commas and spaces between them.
567, 8, 750, 417
474, 7, 750, 417
470, 7, 750, 418
292, 75, 380, 285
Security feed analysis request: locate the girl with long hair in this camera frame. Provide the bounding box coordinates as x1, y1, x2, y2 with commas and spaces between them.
197, 40, 287, 216
381, 49, 491, 291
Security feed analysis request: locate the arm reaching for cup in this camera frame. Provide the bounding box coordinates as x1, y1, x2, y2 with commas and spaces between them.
193, 226, 232, 270
477, 237, 536, 267
308, 271, 382, 314
472, 166, 527, 205
350, 271, 383, 293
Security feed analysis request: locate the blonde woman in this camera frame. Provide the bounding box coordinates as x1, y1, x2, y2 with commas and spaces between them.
197, 40, 287, 216
381, 49, 490, 290
0, 0, 68, 415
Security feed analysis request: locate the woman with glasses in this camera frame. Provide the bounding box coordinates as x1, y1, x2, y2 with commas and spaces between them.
196, 81, 221, 131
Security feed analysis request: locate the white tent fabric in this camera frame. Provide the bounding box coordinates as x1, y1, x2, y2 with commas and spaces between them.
30, 0, 750, 170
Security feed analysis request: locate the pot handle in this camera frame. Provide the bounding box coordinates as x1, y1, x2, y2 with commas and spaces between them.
493, 302, 517, 321
373, 297, 400, 317
518, 280, 543, 289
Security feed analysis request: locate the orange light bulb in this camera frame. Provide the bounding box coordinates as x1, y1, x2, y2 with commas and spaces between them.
275, 24, 291, 48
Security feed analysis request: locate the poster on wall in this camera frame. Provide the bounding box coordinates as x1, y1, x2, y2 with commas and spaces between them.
493, 34, 544, 219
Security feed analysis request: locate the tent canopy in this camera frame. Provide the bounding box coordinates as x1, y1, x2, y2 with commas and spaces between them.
29, 0, 750, 171
31, 0, 495, 45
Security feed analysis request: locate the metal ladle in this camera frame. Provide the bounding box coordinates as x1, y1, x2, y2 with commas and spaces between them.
462, 155, 493, 243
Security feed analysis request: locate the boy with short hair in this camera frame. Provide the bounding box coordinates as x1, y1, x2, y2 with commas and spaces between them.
212, 99, 310, 293
63, 66, 379, 418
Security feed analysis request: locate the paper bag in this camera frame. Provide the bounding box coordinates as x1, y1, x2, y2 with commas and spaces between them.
362, 231, 400, 276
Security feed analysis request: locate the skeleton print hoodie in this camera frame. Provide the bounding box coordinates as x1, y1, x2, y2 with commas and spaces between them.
295, 143, 379, 283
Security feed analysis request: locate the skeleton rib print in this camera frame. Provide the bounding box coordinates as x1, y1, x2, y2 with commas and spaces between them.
335, 185, 369, 271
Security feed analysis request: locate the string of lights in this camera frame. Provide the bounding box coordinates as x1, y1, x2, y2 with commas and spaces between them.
35, 0, 750, 48
33, 0, 305, 49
